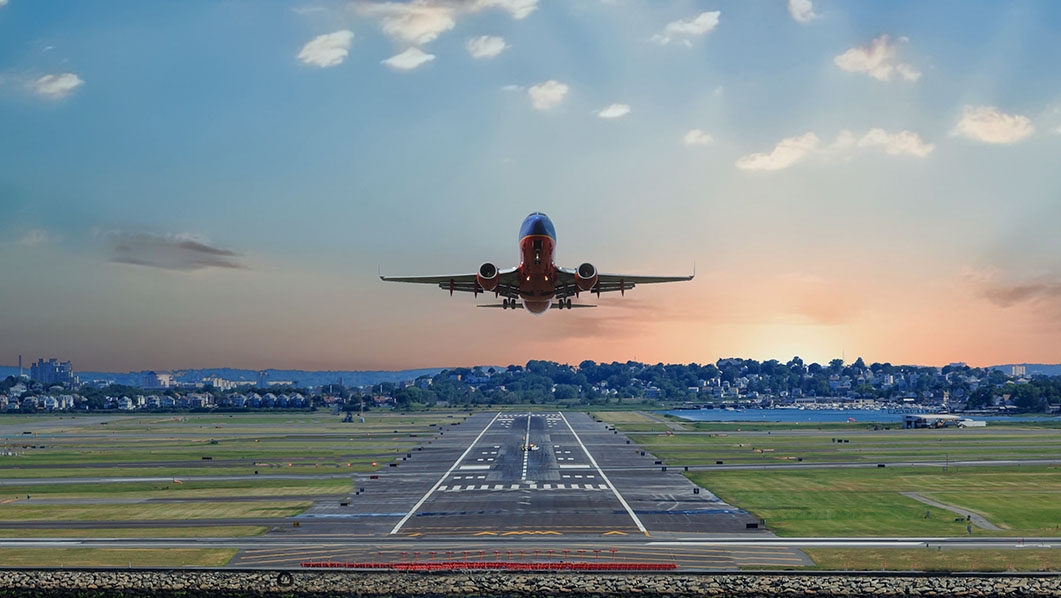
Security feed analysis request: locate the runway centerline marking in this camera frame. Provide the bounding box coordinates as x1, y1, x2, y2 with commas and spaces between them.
558, 411, 648, 536
521, 414, 531, 481
388, 411, 502, 535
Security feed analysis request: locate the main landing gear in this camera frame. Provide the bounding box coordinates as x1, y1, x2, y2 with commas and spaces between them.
555, 298, 573, 309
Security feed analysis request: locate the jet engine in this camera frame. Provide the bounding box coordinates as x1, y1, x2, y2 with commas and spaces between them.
575, 262, 598, 292
476, 262, 500, 292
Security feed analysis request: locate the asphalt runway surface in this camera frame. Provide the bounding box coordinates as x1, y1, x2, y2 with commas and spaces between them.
222, 411, 806, 568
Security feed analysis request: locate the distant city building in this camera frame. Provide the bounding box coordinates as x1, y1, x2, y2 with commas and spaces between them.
1011, 365, 1026, 377
29, 358, 75, 385
140, 371, 173, 389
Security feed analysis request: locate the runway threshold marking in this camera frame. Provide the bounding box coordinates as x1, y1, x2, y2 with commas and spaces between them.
388, 412, 502, 535
558, 411, 648, 536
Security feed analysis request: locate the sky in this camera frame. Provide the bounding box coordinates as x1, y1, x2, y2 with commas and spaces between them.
2, 0, 1061, 372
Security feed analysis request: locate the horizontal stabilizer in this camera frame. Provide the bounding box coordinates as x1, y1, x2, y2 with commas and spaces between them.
476, 303, 596, 309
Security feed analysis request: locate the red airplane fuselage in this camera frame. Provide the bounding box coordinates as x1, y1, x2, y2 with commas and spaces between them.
517, 212, 558, 314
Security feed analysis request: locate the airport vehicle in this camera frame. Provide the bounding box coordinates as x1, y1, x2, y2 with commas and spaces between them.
380, 212, 693, 314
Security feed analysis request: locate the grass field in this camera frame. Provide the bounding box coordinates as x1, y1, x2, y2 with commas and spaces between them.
0, 548, 236, 567
0, 526, 268, 538
801, 548, 1061, 572
688, 464, 1061, 537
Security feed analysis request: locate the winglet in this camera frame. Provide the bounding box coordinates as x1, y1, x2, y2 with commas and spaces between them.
691, 261, 696, 280
377, 264, 384, 281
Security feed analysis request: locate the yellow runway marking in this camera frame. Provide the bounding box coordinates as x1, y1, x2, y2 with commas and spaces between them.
603, 531, 627, 535
473, 531, 497, 536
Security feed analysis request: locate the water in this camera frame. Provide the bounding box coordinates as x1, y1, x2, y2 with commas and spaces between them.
661, 408, 1060, 424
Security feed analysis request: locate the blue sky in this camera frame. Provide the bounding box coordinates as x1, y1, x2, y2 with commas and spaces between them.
2, 1, 1060, 371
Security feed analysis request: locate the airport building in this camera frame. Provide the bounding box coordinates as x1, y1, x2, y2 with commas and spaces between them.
903, 414, 986, 429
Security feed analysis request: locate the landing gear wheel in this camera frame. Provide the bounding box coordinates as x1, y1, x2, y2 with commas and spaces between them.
502, 299, 510, 309
566, 299, 572, 309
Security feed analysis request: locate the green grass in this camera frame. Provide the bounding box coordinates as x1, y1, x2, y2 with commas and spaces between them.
0, 500, 311, 521
0, 526, 268, 538
802, 548, 1061, 572
624, 427, 1061, 465
689, 466, 1061, 537
0, 478, 351, 499
0, 548, 236, 567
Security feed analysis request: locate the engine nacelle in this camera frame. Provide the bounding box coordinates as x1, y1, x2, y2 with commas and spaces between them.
476, 262, 500, 292
575, 262, 598, 292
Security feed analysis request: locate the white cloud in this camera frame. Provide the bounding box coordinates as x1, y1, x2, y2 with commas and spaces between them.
382, 47, 436, 71
362, 2, 456, 45
855, 128, 934, 157
19, 229, 57, 246
652, 11, 720, 46
683, 129, 713, 146
527, 80, 568, 110
466, 35, 508, 59
501, 84, 524, 92
473, 0, 538, 19
0, 1, 8, 8
297, 30, 354, 68
834, 35, 920, 82
787, 0, 818, 23
736, 133, 820, 171
31, 73, 83, 99
597, 103, 630, 119
360, 0, 537, 46
738, 128, 931, 170
952, 105, 1034, 144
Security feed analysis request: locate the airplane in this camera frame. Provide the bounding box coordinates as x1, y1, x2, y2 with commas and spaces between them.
379, 212, 693, 314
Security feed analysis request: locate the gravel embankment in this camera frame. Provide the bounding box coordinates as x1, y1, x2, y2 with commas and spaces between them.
2, 569, 1061, 597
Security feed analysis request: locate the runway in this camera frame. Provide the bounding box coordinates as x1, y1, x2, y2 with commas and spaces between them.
1, 411, 809, 569
222, 411, 797, 568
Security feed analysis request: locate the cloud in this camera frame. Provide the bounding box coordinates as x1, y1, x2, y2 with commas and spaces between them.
739, 128, 932, 170
31, 73, 84, 99
297, 30, 354, 68
361, 2, 456, 45
466, 35, 508, 59
952, 105, 1034, 144
107, 232, 245, 271
474, 0, 538, 19
963, 267, 1061, 325
787, 0, 818, 23
652, 11, 720, 46
853, 128, 934, 157
360, 0, 537, 46
597, 103, 630, 119
0, 1, 7, 8
382, 47, 436, 70
736, 132, 820, 171
683, 129, 713, 146
527, 80, 568, 110
834, 35, 920, 82
18, 229, 58, 246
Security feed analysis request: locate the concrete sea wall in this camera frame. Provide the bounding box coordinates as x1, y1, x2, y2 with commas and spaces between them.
2, 569, 1061, 597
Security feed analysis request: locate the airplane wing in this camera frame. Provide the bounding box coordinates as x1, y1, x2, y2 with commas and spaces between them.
554, 267, 694, 299
380, 268, 522, 299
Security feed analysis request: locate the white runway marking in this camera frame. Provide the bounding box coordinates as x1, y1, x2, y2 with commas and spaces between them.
521, 414, 531, 481
389, 412, 501, 535
458, 465, 490, 470
559, 411, 648, 535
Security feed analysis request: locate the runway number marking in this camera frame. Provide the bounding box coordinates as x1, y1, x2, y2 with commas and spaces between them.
558, 411, 648, 536
388, 411, 502, 535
